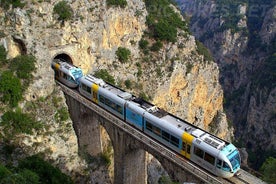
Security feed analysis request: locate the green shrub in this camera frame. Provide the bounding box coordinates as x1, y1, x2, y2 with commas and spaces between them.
124, 79, 132, 89
139, 39, 149, 50
150, 40, 163, 52
1, 109, 43, 137
53, 1, 73, 21
154, 20, 177, 42
0, 45, 7, 65
106, 0, 127, 8
0, 0, 25, 9
94, 69, 115, 85
260, 157, 276, 183
196, 40, 213, 62
55, 107, 69, 122
116, 47, 131, 63
0, 71, 22, 107
144, 0, 188, 43
18, 155, 73, 184
10, 55, 36, 79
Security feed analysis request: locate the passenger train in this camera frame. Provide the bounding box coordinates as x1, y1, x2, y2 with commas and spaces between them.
51, 59, 241, 178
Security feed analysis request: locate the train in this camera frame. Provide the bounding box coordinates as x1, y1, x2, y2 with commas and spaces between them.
51, 59, 241, 178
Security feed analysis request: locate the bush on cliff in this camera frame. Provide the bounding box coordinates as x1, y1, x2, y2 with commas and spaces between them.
0, 71, 22, 107
106, 0, 127, 8
53, 1, 73, 21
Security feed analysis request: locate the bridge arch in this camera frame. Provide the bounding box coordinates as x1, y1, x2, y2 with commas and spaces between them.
53, 52, 73, 64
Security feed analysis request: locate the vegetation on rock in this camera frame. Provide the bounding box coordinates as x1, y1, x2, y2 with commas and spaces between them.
144, 0, 188, 42
0, 71, 22, 107
0, 155, 73, 184
116, 47, 131, 63
1, 108, 43, 138
106, 0, 127, 8
94, 69, 116, 85
260, 157, 276, 184
53, 1, 73, 21
0, 0, 25, 9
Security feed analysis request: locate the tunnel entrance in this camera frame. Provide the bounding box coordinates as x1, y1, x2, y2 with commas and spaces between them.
53, 53, 73, 64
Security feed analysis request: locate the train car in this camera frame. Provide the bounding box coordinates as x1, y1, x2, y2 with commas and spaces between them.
145, 111, 241, 178
78, 74, 132, 120
51, 59, 83, 88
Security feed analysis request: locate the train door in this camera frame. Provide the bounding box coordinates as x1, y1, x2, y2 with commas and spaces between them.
92, 83, 99, 103
181, 132, 194, 159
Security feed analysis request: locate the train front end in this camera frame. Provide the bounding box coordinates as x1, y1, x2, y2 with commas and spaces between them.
217, 143, 241, 178
51, 60, 83, 88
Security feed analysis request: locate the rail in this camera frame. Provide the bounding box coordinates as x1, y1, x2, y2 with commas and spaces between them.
57, 81, 224, 184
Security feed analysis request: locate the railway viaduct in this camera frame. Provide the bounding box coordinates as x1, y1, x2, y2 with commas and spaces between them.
63, 84, 207, 184
52, 53, 266, 184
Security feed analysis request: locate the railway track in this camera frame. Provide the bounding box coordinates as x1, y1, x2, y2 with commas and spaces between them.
221, 169, 266, 184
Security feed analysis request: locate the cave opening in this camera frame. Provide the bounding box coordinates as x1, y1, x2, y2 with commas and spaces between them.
53, 53, 73, 64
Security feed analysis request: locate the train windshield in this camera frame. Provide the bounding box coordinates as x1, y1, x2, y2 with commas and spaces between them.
70, 68, 83, 82
227, 149, 241, 171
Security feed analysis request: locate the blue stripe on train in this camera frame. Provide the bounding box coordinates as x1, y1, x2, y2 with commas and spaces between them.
125, 108, 143, 130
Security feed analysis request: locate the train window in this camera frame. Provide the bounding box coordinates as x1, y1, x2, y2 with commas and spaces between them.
64, 73, 68, 79
110, 102, 116, 110
87, 86, 91, 94
187, 145, 191, 154
216, 159, 222, 168
162, 131, 170, 142
146, 122, 153, 132
152, 126, 161, 137
170, 136, 179, 147
116, 105, 123, 114
105, 99, 112, 106
194, 147, 204, 158
82, 84, 91, 94
204, 152, 215, 165
222, 162, 231, 171
99, 95, 105, 103
182, 142, 186, 151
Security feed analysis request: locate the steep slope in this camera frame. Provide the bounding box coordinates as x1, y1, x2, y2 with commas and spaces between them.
177, 0, 276, 169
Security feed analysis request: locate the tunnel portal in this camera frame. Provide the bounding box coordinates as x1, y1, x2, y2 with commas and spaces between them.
53, 53, 73, 64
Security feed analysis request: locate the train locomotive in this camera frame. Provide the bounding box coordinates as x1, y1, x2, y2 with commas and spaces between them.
51, 60, 241, 178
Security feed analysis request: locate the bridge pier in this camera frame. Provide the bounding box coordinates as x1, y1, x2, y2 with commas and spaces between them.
65, 95, 102, 156
100, 117, 147, 184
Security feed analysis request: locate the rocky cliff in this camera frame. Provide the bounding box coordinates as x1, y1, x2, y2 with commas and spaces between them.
177, 0, 276, 169
0, 0, 233, 182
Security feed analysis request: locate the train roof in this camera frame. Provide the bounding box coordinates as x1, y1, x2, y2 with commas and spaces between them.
80, 74, 133, 100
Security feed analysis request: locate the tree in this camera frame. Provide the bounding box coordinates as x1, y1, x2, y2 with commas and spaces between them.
53, 1, 73, 21
260, 157, 276, 183
0, 71, 22, 107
